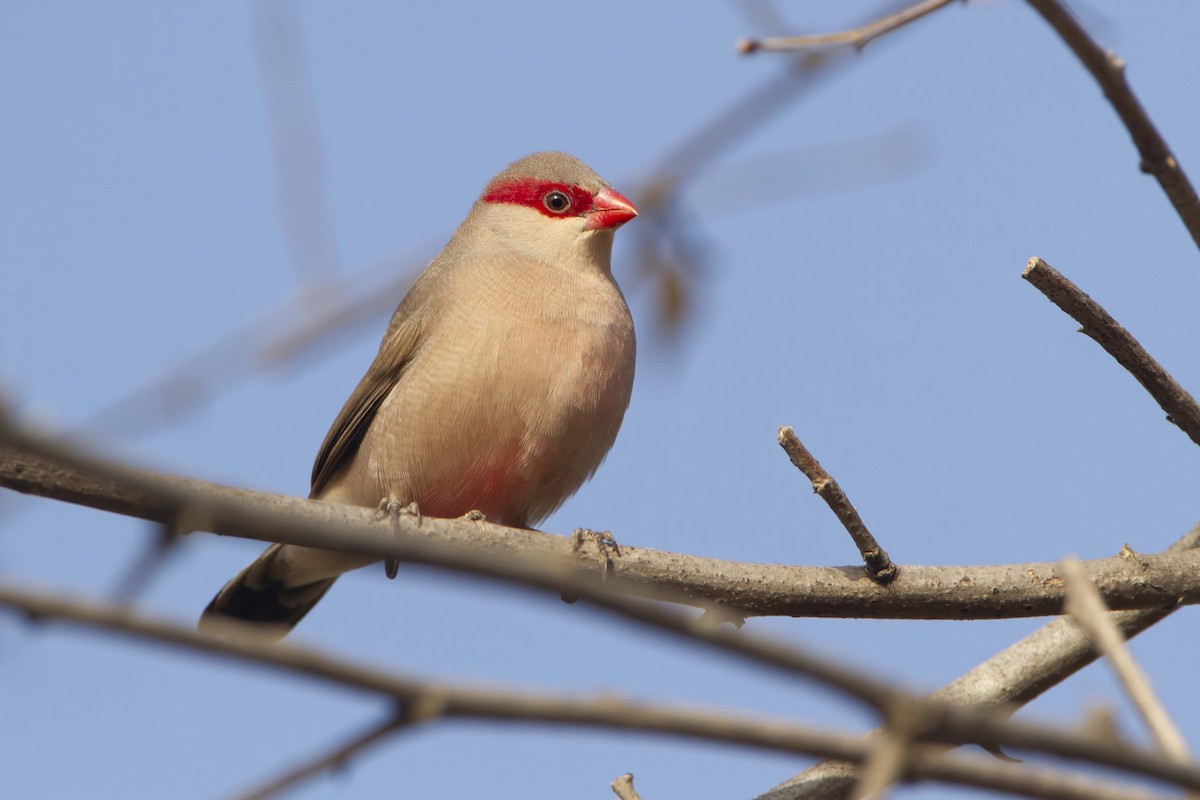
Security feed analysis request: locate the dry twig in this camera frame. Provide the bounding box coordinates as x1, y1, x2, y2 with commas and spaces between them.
230, 712, 412, 800
1025, 0, 1200, 253
738, 0, 960, 55
1023, 257, 1200, 447
778, 426, 896, 583
1061, 557, 1191, 763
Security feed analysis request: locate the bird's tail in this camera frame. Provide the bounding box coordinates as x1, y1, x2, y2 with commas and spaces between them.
199, 543, 357, 640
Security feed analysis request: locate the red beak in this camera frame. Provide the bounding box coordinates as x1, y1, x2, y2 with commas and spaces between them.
585, 187, 639, 230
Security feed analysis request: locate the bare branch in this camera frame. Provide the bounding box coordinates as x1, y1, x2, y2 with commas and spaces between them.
0, 580, 1189, 800
778, 426, 896, 583
1023, 257, 1200, 447
1061, 557, 1191, 763
611, 773, 642, 800
1024, 0, 1200, 254
229, 712, 412, 800
5, 444, 1200, 621
738, 0, 959, 54
759, 526, 1200, 799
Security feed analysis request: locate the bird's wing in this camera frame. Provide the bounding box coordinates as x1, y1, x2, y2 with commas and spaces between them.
309, 315, 427, 497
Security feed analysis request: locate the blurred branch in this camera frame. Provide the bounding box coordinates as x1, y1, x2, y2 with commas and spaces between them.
738, 0, 960, 54
1023, 257, 1200, 448
757, 525, 1200, 800
1025, 0, 1200, 254
6, 442, 1200, 621
778, 426, 896, 583
850, 727, 908, 800
110, 522, 181, 603
0, 579, 1191, 800
230, 711, 412, 800
85, 254, 422, 437
1061, 557, 1191, 764
255, 0, 339, 285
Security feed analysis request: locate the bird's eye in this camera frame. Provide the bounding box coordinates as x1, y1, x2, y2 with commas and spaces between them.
542, 190, 572, 213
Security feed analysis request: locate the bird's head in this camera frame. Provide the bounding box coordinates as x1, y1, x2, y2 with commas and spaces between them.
468, 152, 638, 269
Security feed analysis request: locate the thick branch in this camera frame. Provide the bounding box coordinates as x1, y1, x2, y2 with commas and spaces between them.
1023, 257, 1200, 447
758, 527, 1200, 800
1025, 0, 1200, 253
3, 445, 1199, 620
0, 582, 1186, 800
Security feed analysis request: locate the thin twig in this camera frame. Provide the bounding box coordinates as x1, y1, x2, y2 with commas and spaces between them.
738, 0, 959, 54
611, 773, 642, 800
0, 580, 1187, 800
1024, 0, 1200, 254
757, 526, 1200, 800
229, 712, 412, 800
1061, 557, 1191, 763
7, 444, 1200, 620
778, 426, 896, 583
1023, 257, 1200, 447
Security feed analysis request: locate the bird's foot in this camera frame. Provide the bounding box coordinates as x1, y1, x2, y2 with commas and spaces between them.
462, 509, 487, 523
561, 528, 622, 605
570, 528, 621, 577
375, 498, 421, 580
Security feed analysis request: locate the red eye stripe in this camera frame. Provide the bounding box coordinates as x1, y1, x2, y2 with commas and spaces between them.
481, 179, 595, 218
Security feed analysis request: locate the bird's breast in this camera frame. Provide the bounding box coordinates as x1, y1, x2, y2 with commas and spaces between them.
358, 284, 634, 528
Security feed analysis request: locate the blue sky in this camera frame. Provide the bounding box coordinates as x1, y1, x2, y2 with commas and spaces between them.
4, 2, 1200, 798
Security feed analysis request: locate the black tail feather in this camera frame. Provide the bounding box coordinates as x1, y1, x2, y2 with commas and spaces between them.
199, 545, 338, 639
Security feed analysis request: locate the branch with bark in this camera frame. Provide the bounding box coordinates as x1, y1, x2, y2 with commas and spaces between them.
3, 442, 1197, 621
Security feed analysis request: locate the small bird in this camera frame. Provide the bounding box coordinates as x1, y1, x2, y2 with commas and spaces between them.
201, 152, 638, 638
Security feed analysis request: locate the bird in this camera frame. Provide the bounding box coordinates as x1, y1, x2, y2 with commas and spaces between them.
201, 152, 638, 639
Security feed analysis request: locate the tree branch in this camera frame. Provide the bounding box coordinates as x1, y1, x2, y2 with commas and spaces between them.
1024, 0, 1200, 254
229, 712, 412, 800
738, 0, 959, 55
757, 527, 1200, 800
1062, 558, 1191, 763
778, 426, 896, 583
0, 580, 1187, 800
1023, 257, 1200, 448
3, 443, 1200, 620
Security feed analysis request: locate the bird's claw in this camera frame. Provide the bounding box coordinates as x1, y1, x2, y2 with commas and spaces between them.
571, 528, 621, 578
375, 498, 422, 580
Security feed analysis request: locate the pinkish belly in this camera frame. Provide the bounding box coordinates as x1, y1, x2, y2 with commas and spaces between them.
412, 443, 532, 526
